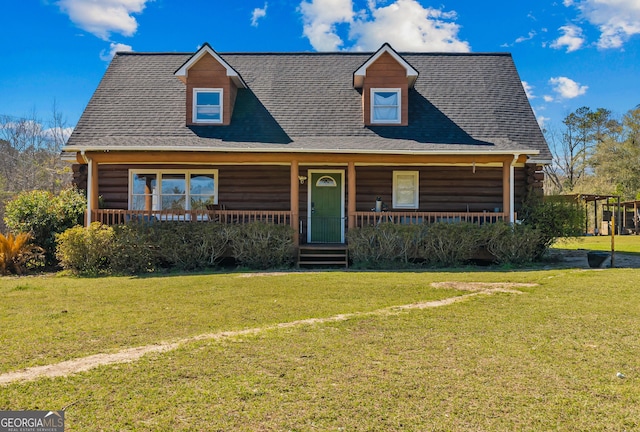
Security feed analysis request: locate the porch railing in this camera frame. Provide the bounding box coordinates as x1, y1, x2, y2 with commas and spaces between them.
354, 211, 512, 227
91, 209, 292, 225
91, 209, 510, 228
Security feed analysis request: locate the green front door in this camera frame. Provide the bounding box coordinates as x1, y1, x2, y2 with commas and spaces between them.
309, 172, 343, 243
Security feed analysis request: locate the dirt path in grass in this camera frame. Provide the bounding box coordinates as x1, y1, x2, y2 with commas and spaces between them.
0, 282, 531, 386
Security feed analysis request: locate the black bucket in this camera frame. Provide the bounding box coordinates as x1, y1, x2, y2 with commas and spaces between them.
587, 251, 610, 268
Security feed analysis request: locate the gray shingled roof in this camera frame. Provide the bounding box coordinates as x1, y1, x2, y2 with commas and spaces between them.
65, 51, 551, 159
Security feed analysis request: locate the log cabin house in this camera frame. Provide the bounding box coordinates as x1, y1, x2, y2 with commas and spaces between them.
62, 42, 550, 255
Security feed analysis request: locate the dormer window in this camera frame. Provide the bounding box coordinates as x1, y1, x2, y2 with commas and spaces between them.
193, 88, 223, 124
371, 88, 401, 124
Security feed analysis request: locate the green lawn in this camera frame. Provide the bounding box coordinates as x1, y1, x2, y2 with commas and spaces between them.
554, 234, 640, 255
1, 269, 639, 431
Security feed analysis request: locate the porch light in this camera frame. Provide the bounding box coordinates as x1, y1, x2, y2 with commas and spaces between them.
298, 175, 307, 184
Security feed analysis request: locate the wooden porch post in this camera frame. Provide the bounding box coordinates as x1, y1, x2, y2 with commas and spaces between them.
290, 160, 300, 246
502, 160, 511, 223
87, 158, 99, 226
348, 162, 356, 230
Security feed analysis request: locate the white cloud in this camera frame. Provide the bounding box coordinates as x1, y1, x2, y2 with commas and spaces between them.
522, 81, 535, 99
43, 126, 75, 143
549, 76, 588, 99
515, 30, 537, 43
57, 0, 151, 40
537, 115, 550, 129
543, 95, 554, 102
299, 0, 470, 52
566, 0, 640, 49
251, 3, 268, 27
550, 24, 585, 52
299, 0, 354, 51
349, 0, 470, 52
100, 42, 133, 61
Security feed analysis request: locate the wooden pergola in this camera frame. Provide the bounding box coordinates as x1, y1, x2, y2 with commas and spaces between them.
620, 200, 640, 234
566, 194, 621, 235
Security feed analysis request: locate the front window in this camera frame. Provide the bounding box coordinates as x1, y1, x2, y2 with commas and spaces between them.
129, 170, 218, 211
193, 88, 223, 123
393, 171, 419, 209
371, 88, 401, 124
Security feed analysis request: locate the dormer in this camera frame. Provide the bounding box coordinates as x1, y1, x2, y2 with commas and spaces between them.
175, 43, 247, 126
353, 43, 418, 127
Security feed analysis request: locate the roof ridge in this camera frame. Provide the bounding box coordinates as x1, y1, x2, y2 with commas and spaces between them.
116, 51, 513, 57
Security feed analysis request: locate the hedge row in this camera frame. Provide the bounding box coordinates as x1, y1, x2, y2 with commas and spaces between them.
56, 221, 295, 275
346, 222, 549, 268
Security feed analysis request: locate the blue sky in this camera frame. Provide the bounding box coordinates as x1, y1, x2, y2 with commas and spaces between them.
1, 0, 639, 133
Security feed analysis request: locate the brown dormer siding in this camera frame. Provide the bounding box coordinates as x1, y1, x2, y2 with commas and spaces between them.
186, 53, 237, 126
363, 51, 409, 126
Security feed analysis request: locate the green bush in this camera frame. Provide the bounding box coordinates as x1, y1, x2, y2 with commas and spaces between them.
347, 223, 423, 268
110, 222, 159, 274
519, 194, 584, 250
56, 223, 113, 275
152, 222, 231, 271
228, 222, 295, 270
481, 222, 546, 264
55, 221, 293, 274
419, 222, 481, 267
5, 188, 85, 265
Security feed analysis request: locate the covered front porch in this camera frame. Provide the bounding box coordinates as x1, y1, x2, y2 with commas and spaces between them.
79, 150, 538, 246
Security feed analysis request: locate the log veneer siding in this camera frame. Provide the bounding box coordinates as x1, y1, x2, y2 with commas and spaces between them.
95, 164, 532, 214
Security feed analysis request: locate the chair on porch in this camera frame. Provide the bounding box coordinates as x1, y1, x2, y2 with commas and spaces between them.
205, 204, 226, 222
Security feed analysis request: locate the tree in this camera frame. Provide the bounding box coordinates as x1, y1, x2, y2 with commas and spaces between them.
0, 103, 73, 231
590, 106, 640, 199
545, 106, 619, 193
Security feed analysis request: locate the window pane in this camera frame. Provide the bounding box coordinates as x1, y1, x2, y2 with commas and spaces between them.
197, 92, 220, 105
162, 195, 186, 210
190, 174, 215, 195
374, 92, 398, 106
196, 106, 221, 120
373, 107, 398, 121
132, 173, 156, 194
161, 174, 186, 194
190, 195, 216, 210
131, 195, 148, 210
397, 190, 416, 206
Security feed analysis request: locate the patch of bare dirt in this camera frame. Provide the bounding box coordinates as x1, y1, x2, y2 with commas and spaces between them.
236, 271, 320, 278
431, 282, 536, 293
0, 286, 521, 386
546, 249, 640, 269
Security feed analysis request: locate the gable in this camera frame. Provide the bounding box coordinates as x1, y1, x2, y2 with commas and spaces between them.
175, 45, 245, 126
174, 43, 246, 88
353, 43, 418, 89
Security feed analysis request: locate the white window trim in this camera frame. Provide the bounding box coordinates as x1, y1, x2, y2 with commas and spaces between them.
392, 170, 419, 209
192, 88, 223, 124
370, 88, 401, 124
128, 169, 219, 211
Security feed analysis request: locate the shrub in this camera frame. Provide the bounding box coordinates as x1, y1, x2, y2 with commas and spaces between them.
418, 222, 481, 267
0, 232, 44, 275
151, 222, 231, 271
229, 222, 295, 270
347, 223, 423, 268
56, 223, 114, 275
4, 188, 85, 265
110, 222, 159, 274
519, 194, 584, 252
482, 222, 546, 264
